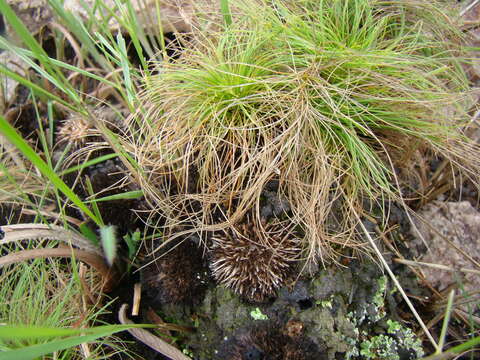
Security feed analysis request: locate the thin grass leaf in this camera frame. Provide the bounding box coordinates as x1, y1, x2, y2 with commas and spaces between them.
0, 116, 101, 226
116, 32, 136, 110
0, 38, 82, 105
0, 324, 156, 360
0, 324, 133, 339
220, 0, 233, 27
59, 153, 118, 176
85, 190, 144, 203
84, 177, 104, 226
100, 225, 117, 266
0, 0, 67, 82
79, 223, 100, 246
0, 64, 75, 111
47, 0, 112, 70
436, 290, 455, 354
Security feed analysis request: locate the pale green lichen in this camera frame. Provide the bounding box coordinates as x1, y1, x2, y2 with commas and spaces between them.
386, 320, 425, 358
357, 320, 424, 359
344, 335, 360, 359
343, 277, 424, 360
360, 334, 399, 359
371, 276, 387, 321
182, 347, 194, 358
387, 319, 403, 333
250, 307, 268, 320
316, 295, 334, 309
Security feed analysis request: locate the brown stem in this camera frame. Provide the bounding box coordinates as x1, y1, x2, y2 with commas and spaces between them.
0, 248, 117, 292
118, 304, 190, 360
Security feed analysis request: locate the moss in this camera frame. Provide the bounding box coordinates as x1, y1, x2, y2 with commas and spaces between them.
215, 288, 252, 333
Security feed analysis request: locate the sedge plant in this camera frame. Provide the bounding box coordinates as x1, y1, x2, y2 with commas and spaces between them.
134, 0, 480, 264
0, 241, 133, 359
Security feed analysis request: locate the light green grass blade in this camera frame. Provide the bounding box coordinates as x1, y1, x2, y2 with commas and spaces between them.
100, 225, 117, 266
436, 290, 455, 354
0, 64, 75, 111
0, 324, 156, 360
47, 0, 112, 70
0, 0, 79, 102
0, 0, 60, 77
85, 190, 144, 203
79, 223, 100, 246
0, 116, 101, 226
220, 0, 233, 27
59, 153, 119, 176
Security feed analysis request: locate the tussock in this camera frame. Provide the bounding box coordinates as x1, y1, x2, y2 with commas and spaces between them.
132, 0, 480, 266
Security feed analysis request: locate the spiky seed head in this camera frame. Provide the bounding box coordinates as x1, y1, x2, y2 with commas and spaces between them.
210, 218, 300, 302
57, 115, 96, 148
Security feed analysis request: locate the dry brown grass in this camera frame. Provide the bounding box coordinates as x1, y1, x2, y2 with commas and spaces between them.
128, 0, 480, 269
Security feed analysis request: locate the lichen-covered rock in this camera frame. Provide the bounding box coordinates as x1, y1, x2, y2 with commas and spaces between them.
155, 262, 424, 360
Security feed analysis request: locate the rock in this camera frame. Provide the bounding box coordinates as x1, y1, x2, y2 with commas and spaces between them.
6, 0, 53, 38
159, 262, 424, 360
63, 0, 197, 33
6, 0, 205, 39
0, 51, 25, 112
412, 201, 480, 293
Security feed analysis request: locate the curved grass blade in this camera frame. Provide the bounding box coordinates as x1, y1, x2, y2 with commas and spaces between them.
0, 324, 156, 360
0, 116, 102, 227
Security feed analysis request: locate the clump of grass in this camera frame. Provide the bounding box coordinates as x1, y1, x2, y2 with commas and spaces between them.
0, 242, 124, 359
134, 0, 479, 264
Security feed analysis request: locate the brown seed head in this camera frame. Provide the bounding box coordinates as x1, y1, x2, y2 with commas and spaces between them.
57, 115, 96, 148
210, 218, 300, 302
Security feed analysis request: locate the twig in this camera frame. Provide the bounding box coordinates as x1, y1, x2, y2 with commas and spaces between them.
118, 304, 190, 360
460, 0, 480, 17
0, 223, 101, 255
394, 258, 480, 276
132, 283, 142, 316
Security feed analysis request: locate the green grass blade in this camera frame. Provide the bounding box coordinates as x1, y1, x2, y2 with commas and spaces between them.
79, 223, 100, 246
220, 0, 233, 27
47, 0, 112, 71
85, 190, 144, 203
84, 177, 104, 226
116, 32, 136, 110
0, 324, 156, 360
0, 116, 101, 226
0, 325, 128, 339
0, 0, 56, 76
436, 290, 455, 354
100, 225, 117, 266
59, 153, 118, 176
0, 0, 78, 101
0, 64, 76, 111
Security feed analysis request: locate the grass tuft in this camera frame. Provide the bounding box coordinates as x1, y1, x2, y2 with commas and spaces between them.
134, 0, 480, 263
